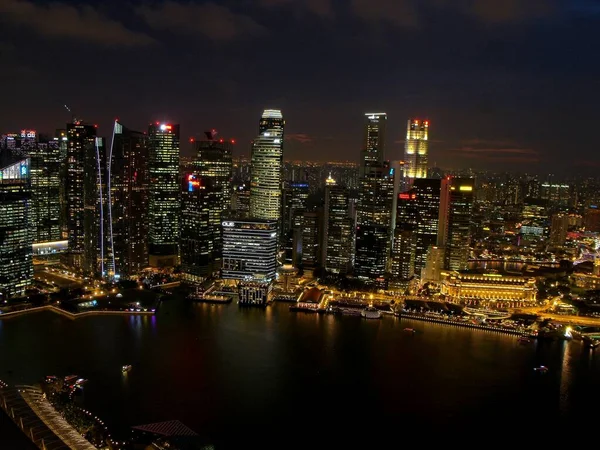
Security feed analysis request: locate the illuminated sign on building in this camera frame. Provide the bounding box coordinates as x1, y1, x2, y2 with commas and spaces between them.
20, 130, 36, 138
222, 221, 235, 227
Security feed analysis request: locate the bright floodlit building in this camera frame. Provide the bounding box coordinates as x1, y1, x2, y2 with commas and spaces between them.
250, 109, 284, 222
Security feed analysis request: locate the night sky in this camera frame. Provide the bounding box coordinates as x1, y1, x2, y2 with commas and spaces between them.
1, 0, 599, 174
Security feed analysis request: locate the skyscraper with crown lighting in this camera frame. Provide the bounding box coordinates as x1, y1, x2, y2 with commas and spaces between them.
250, 110, 284, 222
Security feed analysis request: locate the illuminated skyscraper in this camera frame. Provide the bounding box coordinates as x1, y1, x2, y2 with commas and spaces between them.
412, 178, 442, 276
250, 110, 284, 222
323, 175, 353, 274
355, 113, 394, 279
192, 130, 233, 264
3, 130, 61, 246
180, 173, 216, 282
443, 178, 474, 271
83, 136, 107, 277
281, 180, 309, 265
221, 219, 278, 281
403, 119, 429, 185
0, 153, 32, 299
107, 121, 149, 278
179, 131, 233, 282
64, 120, 97, 271
148, 122, 180, 268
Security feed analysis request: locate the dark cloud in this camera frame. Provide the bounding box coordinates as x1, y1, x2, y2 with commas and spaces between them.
350, 0, 557, 28
449, 139, 540, 164
351, 0, 419, 28
466, 0, 555, 23
0, 0, 154, 47
285, 133, 314, 144
260, 0, 334, 17
137, 1, 267, 41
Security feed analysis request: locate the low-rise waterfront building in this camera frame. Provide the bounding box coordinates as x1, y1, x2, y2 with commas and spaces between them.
440, 270, 537, 306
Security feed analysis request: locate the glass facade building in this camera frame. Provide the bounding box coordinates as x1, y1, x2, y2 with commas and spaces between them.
221, 219, 278, 281
107, 121, 149, 278
64, 121, 97, 271
250, 110, 284, 222
148, 123, 180, 268
0, 155, 32, 298
192, 133, 233, 267
444, 178, 474, 271
324, 176, 353, 274
355, 113, 394, 279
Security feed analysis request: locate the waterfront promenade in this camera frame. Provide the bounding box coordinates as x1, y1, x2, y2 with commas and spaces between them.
0, 305, 155, 320
0, 382, 95, 449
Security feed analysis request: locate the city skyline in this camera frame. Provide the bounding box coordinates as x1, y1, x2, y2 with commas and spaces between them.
1, 0, 599, 174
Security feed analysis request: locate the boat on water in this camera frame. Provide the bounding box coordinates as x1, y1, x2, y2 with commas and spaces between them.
403, 328, 416, 333
533, 365, 548, 373
518, 336, 532, 343
122, 365, 132, 372
361, 307, 382, 319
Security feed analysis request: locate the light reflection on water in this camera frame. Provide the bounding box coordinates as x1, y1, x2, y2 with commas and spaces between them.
1, 302, 600, 448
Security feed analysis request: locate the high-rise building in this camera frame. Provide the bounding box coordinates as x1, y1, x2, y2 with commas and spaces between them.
83, 136, 107, 277
281, 180, 309, 265
148, 122, 180, 268
3, 130, 61, 246
443, 178, 474, 271
0, 154, 32, 299
355, 113, 394, 279
403, 119, 429, 186
179, 132, 233, 283
323, 175, 353, 274
412, 178, 442, 276
221, 219, 278, 281
192, 131, 233, 265
64, 120, 97, 271
549, 213, 569, 247
180, 173, 216, 282
301, 210, 321, 269
107, 121, 149, 279
250, 110, 284, 222
390, 191, 418, 281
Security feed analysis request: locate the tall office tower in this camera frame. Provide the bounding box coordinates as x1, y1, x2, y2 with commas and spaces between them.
403, 119, 429, 187
192, 131, 233, 266
301, 210, 322, 269
107, 121, 149, 279
83, 137, 107, 277
0, 154, 32, 299
412, 178, 442, 277
259, 109, 285, 135
549, 213, 569, 247
64, 120, 97, 271
29, 133, 62, 245
55, 129, 68, 239
390, 191, 418, 281
148, 122, 180, 268
355, 113, 394, 279
443, 178, 474, 271
323, 175, 353, 274
250, 109, 284, 221
180, 173, 216, 283
281, 180, 309, 264
221, 219, 278, 281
